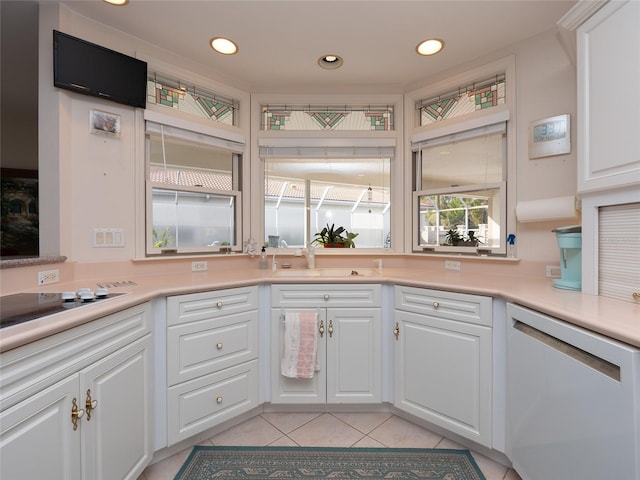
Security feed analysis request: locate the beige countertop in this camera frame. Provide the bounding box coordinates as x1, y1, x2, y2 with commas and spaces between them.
1, 265, 639, 352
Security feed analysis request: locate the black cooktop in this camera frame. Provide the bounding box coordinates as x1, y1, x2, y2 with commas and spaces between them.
0, 292, 127, 329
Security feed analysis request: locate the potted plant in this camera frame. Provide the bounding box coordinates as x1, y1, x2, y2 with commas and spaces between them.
444, 228, 480, 247
153, 226, 174, 248
444, 228, 462, 246
312, 223, 358, 248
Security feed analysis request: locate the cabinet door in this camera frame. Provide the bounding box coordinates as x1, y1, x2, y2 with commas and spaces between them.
270, 309, 327, 404
326, 308, 382, 403
80, 335, 153, 480
0, 375, 81, 480
394, 310, 492, 447
577, 0, 640, 192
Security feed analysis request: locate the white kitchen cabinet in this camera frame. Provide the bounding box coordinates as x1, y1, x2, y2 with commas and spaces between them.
270, 284, 382, 404
0, 303, 153, 480
166, 287, 259, 445
394, 286, 493, 447
576, 0, 640, 193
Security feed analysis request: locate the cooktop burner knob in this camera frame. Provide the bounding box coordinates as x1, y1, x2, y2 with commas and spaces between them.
80, 291, 96, 302
95, 288, 108, 298
62, 292, 76, 302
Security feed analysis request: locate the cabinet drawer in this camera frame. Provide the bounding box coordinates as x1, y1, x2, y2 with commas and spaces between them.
0, 303, 151, 410
272, 284, 381, 308
167, 286, 258, 326
394, 286, 492, 327
167, 360, 258, 445
167, 311, 258, 385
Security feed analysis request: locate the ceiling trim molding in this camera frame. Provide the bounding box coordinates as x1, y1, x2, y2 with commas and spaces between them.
557, 0, 608, 31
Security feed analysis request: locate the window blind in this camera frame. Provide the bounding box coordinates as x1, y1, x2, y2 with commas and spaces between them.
598, 202, 640, 303
258, 145, 395, 159
146, 121, 244, 154
412, 121, 506, 151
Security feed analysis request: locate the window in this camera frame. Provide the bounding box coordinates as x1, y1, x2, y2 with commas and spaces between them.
413, 123, 506, 254
262, 147, 392, 249
147, 73, 238, 126
145, 122, 243, 255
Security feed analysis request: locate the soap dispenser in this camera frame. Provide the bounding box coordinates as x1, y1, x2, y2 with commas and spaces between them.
259, 246, 268, 269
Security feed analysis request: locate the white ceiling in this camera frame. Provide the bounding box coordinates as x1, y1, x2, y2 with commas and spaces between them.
59, 0, 576, 93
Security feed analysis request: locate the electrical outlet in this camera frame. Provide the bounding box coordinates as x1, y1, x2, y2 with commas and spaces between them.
546, 265, 561, 278
445, 260, 461, 271
192, 261, 208, 272
38, 269, 60, 285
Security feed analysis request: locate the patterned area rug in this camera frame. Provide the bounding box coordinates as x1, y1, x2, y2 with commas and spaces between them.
174, 446, 487, 479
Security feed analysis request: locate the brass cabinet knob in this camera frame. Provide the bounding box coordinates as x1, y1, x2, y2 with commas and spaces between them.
633, 292, 640, 301
323, 294, 330, 301
394, 322, 400, 340
319, 320, 325, 338
216, 396, 223, 404
433, 301, 440, 309
216, 342, 223, 350
85, 389, 98, 421
71, 398, 84, 431
216, 301, 223, 308
328, 319, 334, 338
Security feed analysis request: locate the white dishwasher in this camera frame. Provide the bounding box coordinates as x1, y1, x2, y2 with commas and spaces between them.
506, 303, 640, 480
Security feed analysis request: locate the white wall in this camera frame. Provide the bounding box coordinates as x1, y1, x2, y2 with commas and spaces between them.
38, 4, 577, 266
513, 30, 577, 264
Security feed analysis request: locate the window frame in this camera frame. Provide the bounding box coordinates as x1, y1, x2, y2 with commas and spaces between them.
412, 181, 507, 254
251, 93, 404, 254
405, 56, 516, 256
261, 148, 394, 250
143, 109, 245, 257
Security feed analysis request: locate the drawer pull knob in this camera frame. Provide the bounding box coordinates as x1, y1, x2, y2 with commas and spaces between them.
216, 301, 223, 308
633, 292, 640, 301
216, 342, 223, 350
323, 294, 330, 301
216, 396, 223, 404
433, 301, 440, 309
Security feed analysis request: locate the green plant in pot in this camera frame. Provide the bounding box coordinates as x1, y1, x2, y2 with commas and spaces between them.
312, 223, 358, 248
444, 228, 481, 247
444, 228, 462, 246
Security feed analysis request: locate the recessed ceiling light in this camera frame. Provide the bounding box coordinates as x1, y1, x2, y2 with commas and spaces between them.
416, 38, 444, 56
318, 54, 343, 70
210, 37, 238, 55
103, 0, 128, 5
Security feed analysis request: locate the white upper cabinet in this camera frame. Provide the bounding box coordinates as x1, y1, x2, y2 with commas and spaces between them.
576, 0, 640, 192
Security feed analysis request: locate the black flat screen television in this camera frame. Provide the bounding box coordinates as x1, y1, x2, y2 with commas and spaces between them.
53, 30, 147, 108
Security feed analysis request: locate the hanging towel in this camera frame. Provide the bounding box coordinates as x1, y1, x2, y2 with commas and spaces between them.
281, 311, 319, 379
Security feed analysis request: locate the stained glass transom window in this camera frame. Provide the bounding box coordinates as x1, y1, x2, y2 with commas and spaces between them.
147, 73, 238, 126
261, 105, 394, 131
417, 74, 506, 126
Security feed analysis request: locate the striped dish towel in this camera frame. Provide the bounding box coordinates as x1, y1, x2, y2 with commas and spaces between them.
281, 311, 319, 379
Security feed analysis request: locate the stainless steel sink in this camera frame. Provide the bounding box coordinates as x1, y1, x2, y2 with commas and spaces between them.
273, 268, 379, 277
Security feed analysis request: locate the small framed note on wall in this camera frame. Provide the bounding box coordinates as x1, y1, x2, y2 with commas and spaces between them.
528, 114, 570, 159
90, 109, 121, 136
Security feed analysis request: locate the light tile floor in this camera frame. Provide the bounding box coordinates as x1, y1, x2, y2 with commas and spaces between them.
139, 412, 522, 480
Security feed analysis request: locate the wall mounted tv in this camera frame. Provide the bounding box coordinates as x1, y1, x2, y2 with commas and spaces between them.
53, 30, 147, 108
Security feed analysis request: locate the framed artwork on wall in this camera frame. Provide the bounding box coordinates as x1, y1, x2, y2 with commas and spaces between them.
90, 109, 121, 136
0, 168, 39, 257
